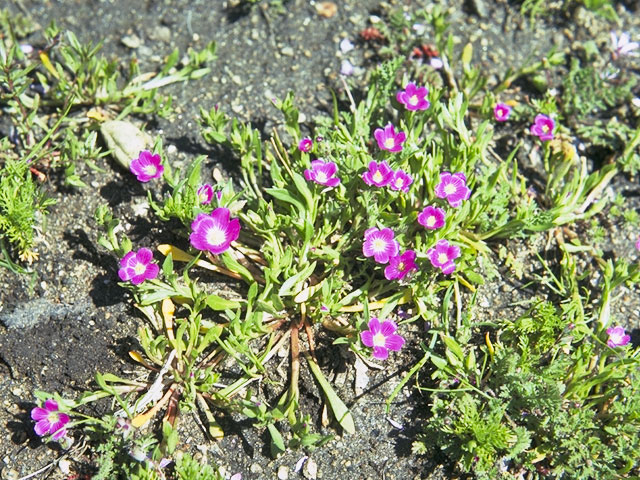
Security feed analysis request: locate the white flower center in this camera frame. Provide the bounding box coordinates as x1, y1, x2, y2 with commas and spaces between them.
144, 165, 157, 176
395, 178, 404, 188
316, 171, 328, 183
426, 216, 435, 227
384, 137, 395, 149
542, 124, 549, 133
206, 226, 227, 246
373, 171, 383, 182
134, 262, 146, 275
372, 332, 386, 347
372, 238, 387, 252
409, 95, 419, 105
438, 253, 449, 264
444, 183, 457, 195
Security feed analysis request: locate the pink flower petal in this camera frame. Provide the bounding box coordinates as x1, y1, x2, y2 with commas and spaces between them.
360, 331, 374, 347
34, 420, 51, 436
372, 346, 389, 360
385, 334, 405, 351
50, 427, 67, 441
31, 407, 49, 421
367, 317, 382, 334
379, 320, 398, 337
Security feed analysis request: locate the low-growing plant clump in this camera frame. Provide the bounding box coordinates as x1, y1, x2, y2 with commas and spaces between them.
2, 2, 640, 479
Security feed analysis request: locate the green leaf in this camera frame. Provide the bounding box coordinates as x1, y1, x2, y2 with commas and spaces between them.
221, 251, 255, 283
445, 348, 463, 368
465, 348, 476, 371
162, 253, 174, 278
206, 294, 241, 311
464, 270, 485, 285
278, 261, 317, 297
195, 324, 223, 355
265, 188, 306, 216
305, 353, 355, 434
206, 131, 226, 143
442, 335, 465, 362
64, 174, 88, 188
163, 421, 179, 454
267, 424, 286, 457
430, 354, 448, 370
291, 171, 314, 211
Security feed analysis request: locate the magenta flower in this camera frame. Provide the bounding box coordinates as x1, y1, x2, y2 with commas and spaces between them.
31, 399, 70, 441
118, 248, 159, 285
606, 326, 631, 348
417, 206, 446, 230
531, 114, 555, 141
190, 208, 240, 255
197, 184, 214, 205
396, 82, 430, 111
374, 123, 406, 153
362, 161, 393, 187
427, 239, 460, 275
434, 172, 471, 208
635, 235, 640, 251
360, 317, 405, 360
389, 169, 413, 193
304, 159, 341, 187
362, 227, 399, 264
298, 137, 313, 153
130, 150, 164, 182
493, 103, 512, 122
384, 250, 418, 281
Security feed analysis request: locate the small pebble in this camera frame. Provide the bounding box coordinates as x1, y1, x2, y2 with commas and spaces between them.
150, 26, 171, 43
316, 2, 337, 18
303, 457, 317, 479
121, 34, 141, 49
277, 465, 289, 480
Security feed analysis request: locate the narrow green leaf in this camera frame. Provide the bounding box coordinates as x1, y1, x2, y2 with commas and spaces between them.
221, 251, 255, 283
265, 188, 306, 216
279, 261, 316, 297
162, 253, 174, 278
206, 294, 241, 311
442, 335, 465, 362
267, 424, 286, 457
305, 353, 355, 434
291, 171, 314, 211
430, 354, 448, 370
